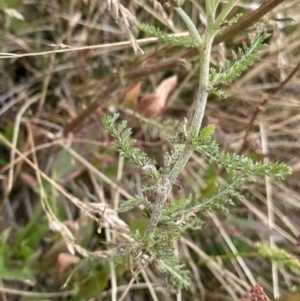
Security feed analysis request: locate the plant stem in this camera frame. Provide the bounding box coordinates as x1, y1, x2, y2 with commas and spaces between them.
215, 0, 240, 28
168, 34, 214, 184
143, 4, 218, 240
173, 7, 202, 46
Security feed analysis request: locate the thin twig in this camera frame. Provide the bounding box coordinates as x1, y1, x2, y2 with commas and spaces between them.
140, 269, 160, 301
117, 268, 143, 301
0, 34, 189, 59
0, 137, 107, 174
2, 95, 39, 212
260, 122, 278, 298
0, 279, 8, 301
239, 61, 300, 154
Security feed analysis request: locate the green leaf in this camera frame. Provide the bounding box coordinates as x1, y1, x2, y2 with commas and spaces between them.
210, 29, 270, 87
0, 266, 36, 283
157, 259, 190, 291
137, 23, 201, 48
103, 114, 159, 179
199, 124, 215, 141
118, 195, 145, 212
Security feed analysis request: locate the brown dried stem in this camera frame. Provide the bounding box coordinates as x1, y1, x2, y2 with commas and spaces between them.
239, 61, 300, 155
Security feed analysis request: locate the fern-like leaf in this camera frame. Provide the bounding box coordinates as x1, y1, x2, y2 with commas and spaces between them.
103, 114, 160, 179
137, 23, 201, 48
210, 29, 270, 88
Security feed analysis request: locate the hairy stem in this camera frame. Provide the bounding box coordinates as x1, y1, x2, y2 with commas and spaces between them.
143, 3, 218, 240
215, 0, 240, 27
173, 7, 202, 46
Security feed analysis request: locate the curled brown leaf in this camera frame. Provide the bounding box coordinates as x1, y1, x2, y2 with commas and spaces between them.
136, 75, 177, 117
